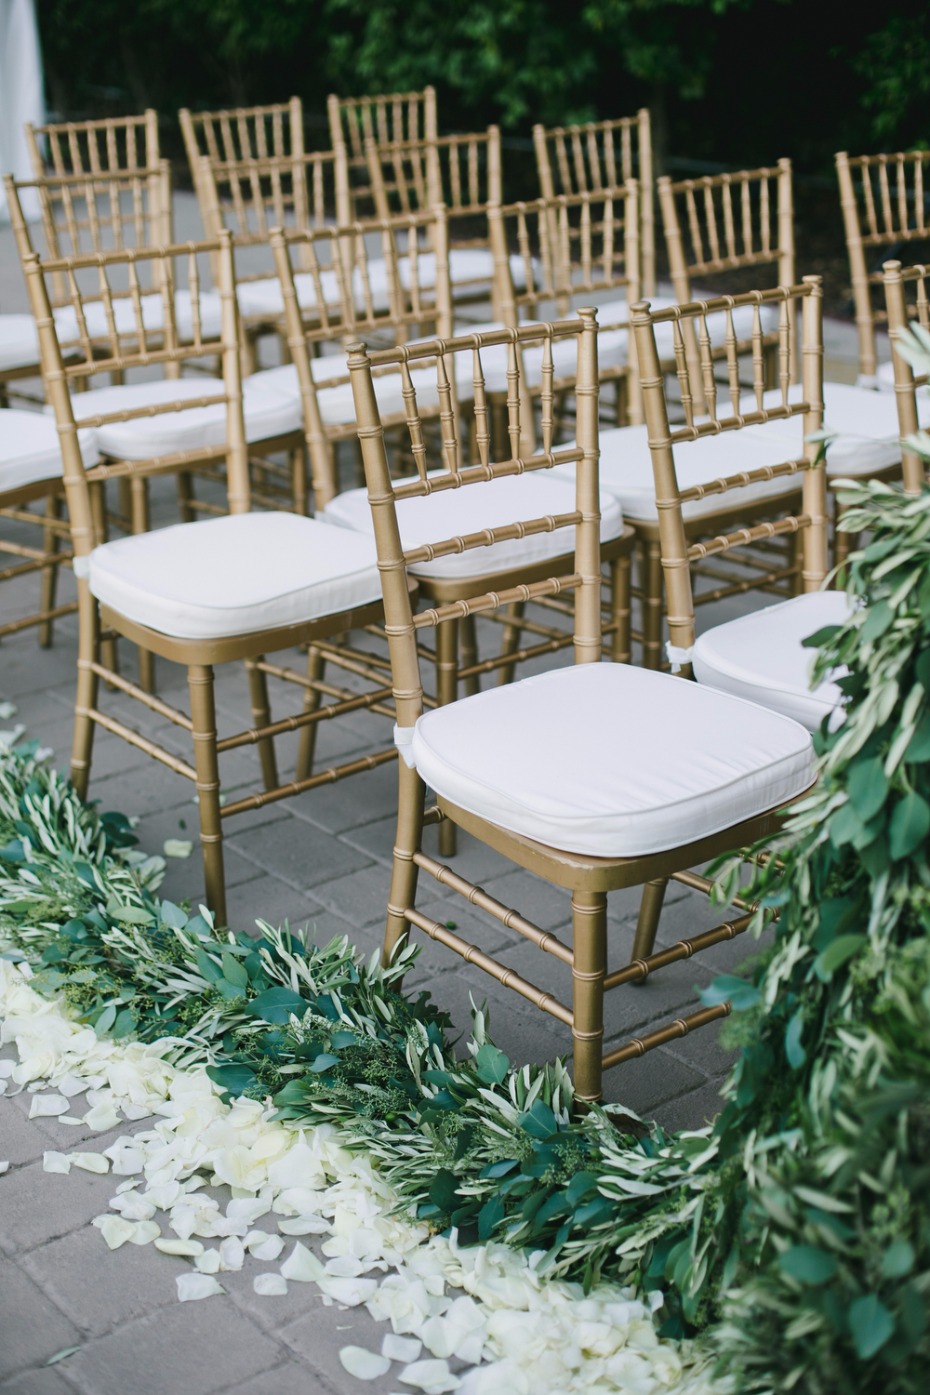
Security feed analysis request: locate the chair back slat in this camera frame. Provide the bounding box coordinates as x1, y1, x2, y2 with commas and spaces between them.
328, 87, 438, 219
632, 279, 826, 669
347, 311, 601, 732
26, 111, 159, 178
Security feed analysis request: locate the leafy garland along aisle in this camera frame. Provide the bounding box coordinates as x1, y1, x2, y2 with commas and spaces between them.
2, 476, 929, 1392
0, 725, 720, 1393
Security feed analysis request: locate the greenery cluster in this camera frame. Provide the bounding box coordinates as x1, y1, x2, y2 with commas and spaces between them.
2, 474, 930, 1391
34, 0, 930, 173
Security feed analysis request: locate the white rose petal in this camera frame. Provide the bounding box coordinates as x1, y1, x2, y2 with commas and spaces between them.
383, 1335, 423, 1364
83, 1104, 122, 1131
29, 1093, 69, 1118
339, 1346, 391, 1381
400, 1359, 461, 1393
281, 1241, 326, 1284
253, 1273, 288, 1297
219, 1237, 245, 1271
93, 1215, 136, 1250
0, 1160, 8, 1174
70, 1152, 110, 1174
155, 1238, 204, 1257
322, 1276, 380, 1308
249, 1235, 285, 1261
278, 1214, 329, 1235
128, 1221, 162, 1246
43, 1151, 72, 1175
163, 840, 193, 859
194, 1250, 221, 1274
177, 1273, 225, 1302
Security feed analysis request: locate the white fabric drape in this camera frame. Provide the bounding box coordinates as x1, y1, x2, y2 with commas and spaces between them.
0, 0, 44, 222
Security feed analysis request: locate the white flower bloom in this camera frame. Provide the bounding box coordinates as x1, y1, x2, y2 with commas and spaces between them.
254, 1273, 288, 1297
177, 1273, 224, 1302
339, 1346, 391, 1381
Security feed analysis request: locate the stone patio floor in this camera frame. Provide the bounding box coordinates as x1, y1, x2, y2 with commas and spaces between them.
0, 197, 864, 1394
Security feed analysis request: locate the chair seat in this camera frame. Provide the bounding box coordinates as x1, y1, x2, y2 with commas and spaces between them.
553, 423, 804, 523
1, 408, 99, 492
87, 511, 382, 640
251, 357, 457, 427
0, 314, 39, 372
694, 590, 850, 730
738, 381, 930, 476
64, 376, 302, 459
408, 662, 815, 857
53, 291, 223, 344
324, 472, 625, 582
874, 361, 896, 392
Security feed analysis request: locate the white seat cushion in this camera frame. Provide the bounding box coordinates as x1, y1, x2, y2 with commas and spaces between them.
408, 662, 815, 857
693, 590, 851, 731
324, 472, 624, 582
875, 361, 896, 392
553, 423, 804, 522
1, 409, 99, 491
736, 381, 930, 477
64, 376, 301, 459
54, 291, 223, 344
88, 511, 382, 640
0, 314, 39, 373
252, 356, 464, 426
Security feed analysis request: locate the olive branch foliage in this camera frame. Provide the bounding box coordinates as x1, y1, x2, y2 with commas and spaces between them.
2, 464, 930, 1389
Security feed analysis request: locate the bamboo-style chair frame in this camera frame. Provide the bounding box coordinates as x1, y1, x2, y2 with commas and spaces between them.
836, 150, 930, 385
327, 87, 438, 218
0, 433, 74, 646
24, 231, 398, 926
363, 127, 501, 290
488, 185, 642, 424
270, 207, 456, 512
25, 110, 160, 178
180, 99, 306, 236
882, 259, 930, 494
533, 111, 655, 296
195, 149, 352, 355
347, 309, 814, 1104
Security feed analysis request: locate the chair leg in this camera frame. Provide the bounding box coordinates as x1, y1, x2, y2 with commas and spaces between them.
38, 490, 63, 649
495, 601, 525, 688
383, 759, 427, 970
571, 889, 607, 1107
833, 495, 855, 571
460, 614, 480, 696
176, 472, 196, 524
632, 877, 668, 963
435, 618, 459, 858
639, 538, 664, 671
609, 552, 632, 665
295, 645, 325, 782
290, 447, 308, 516
245, 658, 279, 792
188, 664, 227, 927
70, 583, 100, 800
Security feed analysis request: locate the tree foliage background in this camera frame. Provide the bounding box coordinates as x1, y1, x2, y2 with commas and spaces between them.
35, 0, 930, 174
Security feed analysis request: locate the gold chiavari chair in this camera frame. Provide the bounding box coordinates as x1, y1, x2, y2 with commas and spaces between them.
25, 231, 392, 927
195, 148, 351, 364
327, 87, 437, 219
180, 100, 305, 233
533, 111, 656, 297
657, 157, 925, 572
882, 259, 930, 493
364, 127, 504, 308
25, 110, 160, 178
836, 149, 930, 388
347, 309, 818, 1105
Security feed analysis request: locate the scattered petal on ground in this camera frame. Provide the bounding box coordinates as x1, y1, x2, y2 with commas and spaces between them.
340, 1346, 392, 1380
177, 1273, 225, 1301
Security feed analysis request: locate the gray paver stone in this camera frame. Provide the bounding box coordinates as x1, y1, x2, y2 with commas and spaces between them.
0, 1263, 81, 1382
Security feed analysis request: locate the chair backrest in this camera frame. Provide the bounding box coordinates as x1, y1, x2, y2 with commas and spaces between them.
658, 160, 795, 304
270, 207, 455, 509
882, 258, 930, 493
328, 88, 438, 219
5, 166, 173, 299
365, 127, 502, 222
837, 150, 930, 383
25, 111, 160, 178
631, 278, 826, 669
533, 112, 655, 295
179, 99, 306, 234
22, 232, 249, 554
347, 311, 602, 734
